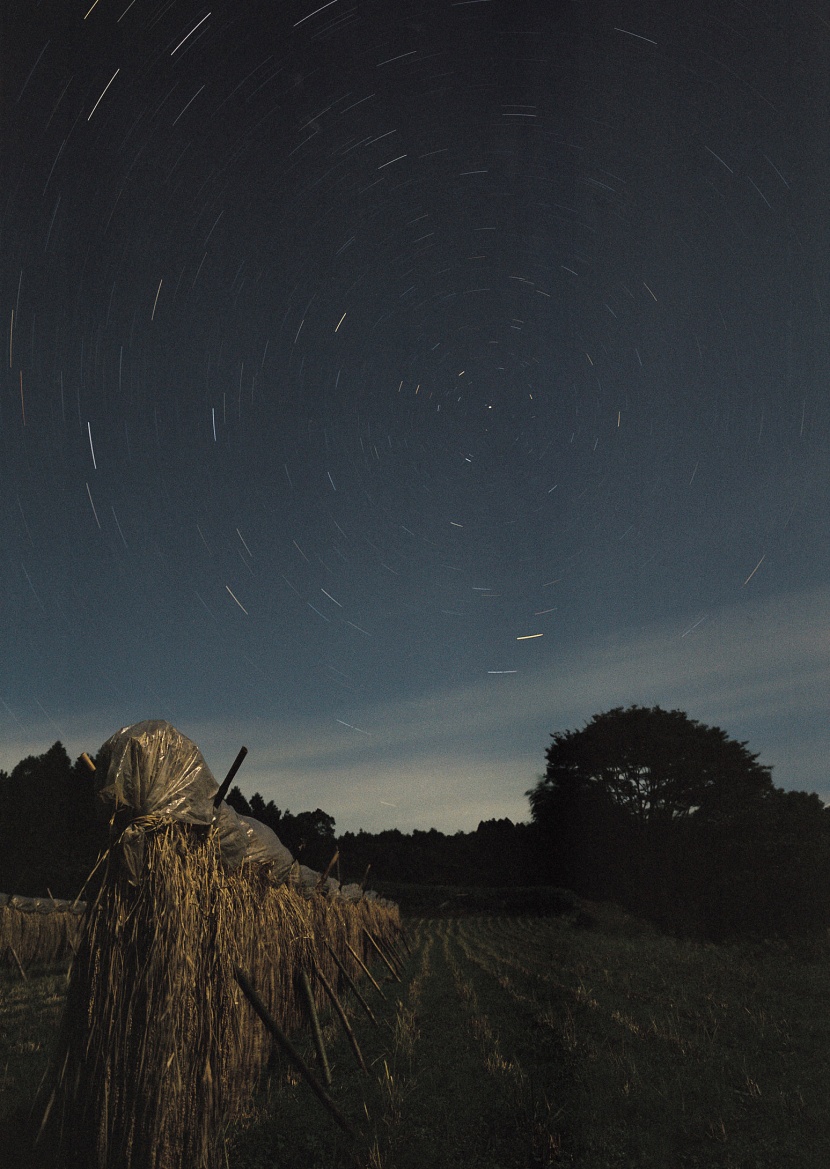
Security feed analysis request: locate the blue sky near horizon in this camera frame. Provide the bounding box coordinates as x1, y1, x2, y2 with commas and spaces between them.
3, 584, 828, 832
2, 0, 829, 833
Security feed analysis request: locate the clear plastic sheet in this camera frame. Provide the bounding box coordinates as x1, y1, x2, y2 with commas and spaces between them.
289, 864, 344, 899
213, 801, 249, 872
296, 863, 321, 890
93, 720, 303, 884
96, 720, 219, 827
237, 816, 294, 883
91, 723, 401, 895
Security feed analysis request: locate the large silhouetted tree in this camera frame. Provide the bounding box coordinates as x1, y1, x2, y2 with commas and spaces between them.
529, 705, 774, 831
525, 705, 812, 932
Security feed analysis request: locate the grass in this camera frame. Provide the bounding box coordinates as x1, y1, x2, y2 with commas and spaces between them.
225, 908, 830, 1168
0, 963, 68, 1164
4, 901, 830, 1167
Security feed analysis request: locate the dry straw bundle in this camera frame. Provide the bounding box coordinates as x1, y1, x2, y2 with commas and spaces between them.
0, 895, 85, 971
38, 722, 400, 1169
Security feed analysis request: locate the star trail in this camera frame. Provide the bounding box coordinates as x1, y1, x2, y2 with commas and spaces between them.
2, 0, 829, 830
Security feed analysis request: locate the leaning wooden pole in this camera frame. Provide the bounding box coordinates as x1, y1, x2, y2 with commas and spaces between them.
325, 942, 378, 1026
379, 934, 405, 975
313, 960, 368, 1073
8, 944, 27, 981
235, 967, 353, 1136
316, 850, 340, 891
299, 969, 332, 1086
213, 746, 248, 808
363, 928, 402, 983
344, 939, 386, 1000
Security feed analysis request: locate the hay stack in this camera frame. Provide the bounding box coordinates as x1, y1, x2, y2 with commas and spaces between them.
39, 722, 400, 1169
0, 894, 85, 970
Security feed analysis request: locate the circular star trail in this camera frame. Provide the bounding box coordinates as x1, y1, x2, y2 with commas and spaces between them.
2, 0, 829, 828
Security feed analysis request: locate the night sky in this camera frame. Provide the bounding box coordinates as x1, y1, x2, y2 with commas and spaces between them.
2, 0, 829, 832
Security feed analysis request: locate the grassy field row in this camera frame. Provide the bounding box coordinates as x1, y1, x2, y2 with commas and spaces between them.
228, 911, 830, 1168
3, 910, 830, 1167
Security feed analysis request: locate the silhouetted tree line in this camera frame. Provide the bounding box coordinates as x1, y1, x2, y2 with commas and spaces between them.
225, 788, 537, 885
334, 820, 539, 888
0, 744, 103, 899
3, 706, 830, 941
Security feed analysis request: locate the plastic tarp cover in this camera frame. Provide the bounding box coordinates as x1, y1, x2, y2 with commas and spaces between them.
96, 720, 218, 825
2, 895, 82, 914
290, 865, 343, 898
237, 816, 294, 883
212, 801, 248, 872
93, 720, 318, 888
95, 720, 248, 878
296, 864, 320, 889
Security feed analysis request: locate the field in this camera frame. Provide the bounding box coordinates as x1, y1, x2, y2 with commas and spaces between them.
3, 903, 830, 1167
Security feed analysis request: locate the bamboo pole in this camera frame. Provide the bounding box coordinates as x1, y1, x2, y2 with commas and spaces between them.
344, 939, 386, 1000
313, 960, 368, 1073
299, 969, 332, 1086
234, 967, 355, 1137
325, 942, 378, 1026
400, 929, 413, 956
363, 929, 402, 983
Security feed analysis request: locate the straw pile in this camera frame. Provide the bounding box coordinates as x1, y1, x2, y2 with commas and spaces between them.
38, 722, 400, 1169
0, 894, 85, 969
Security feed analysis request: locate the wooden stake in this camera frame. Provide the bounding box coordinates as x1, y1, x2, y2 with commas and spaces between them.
313, 960, 368, 1073
380, 935, 405, 974
344, 939, 386, 1000
363, 929, 402, 983
213, 746, 248, 808
317, 850, 340, 891
299, 969, 332, 1086
400, 929, 413, 956
375, 934, 403, 978
234, 967, 355, 1137
325, 942, 378, 1026
9, 944, 27, 981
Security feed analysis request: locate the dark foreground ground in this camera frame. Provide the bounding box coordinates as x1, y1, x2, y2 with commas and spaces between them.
3, 896, 830, 1167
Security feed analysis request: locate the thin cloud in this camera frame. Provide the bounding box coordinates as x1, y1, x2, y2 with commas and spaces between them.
3, 586, 828, 829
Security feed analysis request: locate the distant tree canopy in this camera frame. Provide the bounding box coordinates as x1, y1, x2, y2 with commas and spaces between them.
336, 819, 537, 888
530, 705, 775, 830
527, 705, 830, 938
